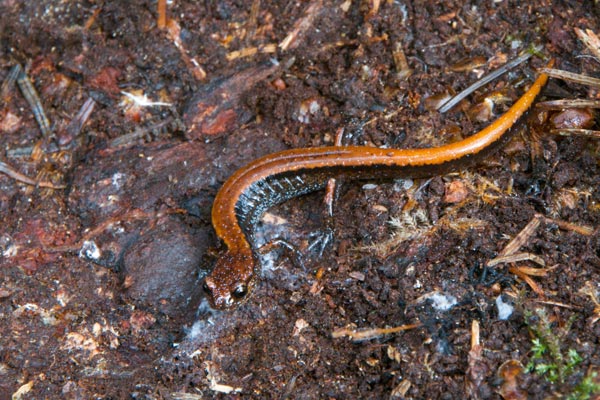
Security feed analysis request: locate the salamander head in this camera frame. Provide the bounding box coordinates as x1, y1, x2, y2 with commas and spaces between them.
203, 250, 257, 310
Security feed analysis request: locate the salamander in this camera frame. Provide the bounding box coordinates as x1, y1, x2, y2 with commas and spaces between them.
203, 66, 550, 309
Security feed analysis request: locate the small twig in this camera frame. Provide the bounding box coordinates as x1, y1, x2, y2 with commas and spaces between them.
1, 64, 20, 97
542, 216, 594, 236
538, 67, 600, 88
83, 7, 101, 30
163, 19, 207, 81
487, 252, 546, 268
16, 64, 53, 137
331, 322, 421, 341
424, 35, 460, 50
279, 0, 324, 51
488, 215, 545, 294
204, 361, 242, 394
108, 117, 174, 147
157, 0, 167, 29
245, 0, 261, 44
534, 299, 581, 310
470, 319, 480, 349
551, 129, 600, 138
0, 160, 64, 189
465, 319, 485, 397
511, 265, 552, 277
494, 215, 543, 261
508, 266, 545, 296
225, 43, 277, 61
392, 42, 412, 80
6, 142, 60, 158
438, 48, 538, 113
536, 98, 600, 109
59, 98, 96, 146
490, 214, 594, 267
489, 212, 594, 296
574, 28, 600, 62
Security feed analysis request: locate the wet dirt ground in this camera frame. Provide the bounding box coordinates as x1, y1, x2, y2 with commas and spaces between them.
1, 0, 599, 399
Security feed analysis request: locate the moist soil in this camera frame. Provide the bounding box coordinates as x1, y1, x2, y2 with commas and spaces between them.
1, 1, 599, 399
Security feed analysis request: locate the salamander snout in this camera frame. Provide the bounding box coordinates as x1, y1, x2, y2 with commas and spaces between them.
203, 250, 256, 310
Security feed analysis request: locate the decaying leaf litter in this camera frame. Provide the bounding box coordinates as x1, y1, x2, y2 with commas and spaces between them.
0, 1, 599, 398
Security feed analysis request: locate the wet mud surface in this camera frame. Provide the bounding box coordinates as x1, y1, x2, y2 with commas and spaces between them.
0, 0, 599, 398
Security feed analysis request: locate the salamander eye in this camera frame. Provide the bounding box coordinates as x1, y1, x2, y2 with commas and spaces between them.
232, 284, 248, 300
202, 281, 211, 294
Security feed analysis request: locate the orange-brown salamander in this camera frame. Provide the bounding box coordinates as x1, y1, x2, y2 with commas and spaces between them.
203, 67, 550, 309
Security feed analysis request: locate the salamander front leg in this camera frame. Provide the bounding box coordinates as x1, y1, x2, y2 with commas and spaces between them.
306, 127, 345, 256
306, 182, 335, 257
258, 239, 305, 270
